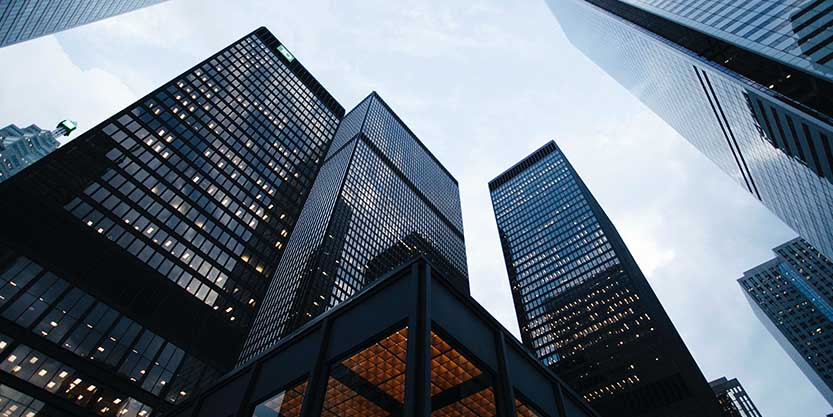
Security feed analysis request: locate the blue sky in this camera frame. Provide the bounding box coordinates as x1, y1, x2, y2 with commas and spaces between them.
0, 1, 825, 415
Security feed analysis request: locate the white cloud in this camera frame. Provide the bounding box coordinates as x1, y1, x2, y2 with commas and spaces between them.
91, 2, 195, 49
618, 213, 678, 276
0, 36, 135, 143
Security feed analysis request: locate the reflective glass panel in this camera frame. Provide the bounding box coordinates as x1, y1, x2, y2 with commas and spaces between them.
252, 380, 307, 417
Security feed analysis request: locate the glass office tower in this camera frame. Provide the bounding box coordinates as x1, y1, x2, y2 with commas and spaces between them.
240, 92, 468, 365
0, 0, 168, 47
739, 237, 833, 407
0, 27, 342, 417
489, 141, 720, 417
708, 377, 762, 417
546, 0, 833, 261
0, 120, 75, 183
617, 0, 833, 80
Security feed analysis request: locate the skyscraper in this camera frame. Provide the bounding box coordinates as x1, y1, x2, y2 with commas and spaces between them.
239, 92, 468, 365
0, 120, 75, 183
489, 141, 720, 417
546, 0, 833, 261
0, 27, 342, 417
708, 377, 762, 417
739, 237, 833, 407
0, 0, 167, 47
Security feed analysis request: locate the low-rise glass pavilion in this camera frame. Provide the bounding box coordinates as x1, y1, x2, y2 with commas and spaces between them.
162, 258, 598, 417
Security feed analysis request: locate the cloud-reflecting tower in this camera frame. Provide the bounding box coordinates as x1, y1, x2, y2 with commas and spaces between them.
0, 1, 168, 47
547, 0, 833, 261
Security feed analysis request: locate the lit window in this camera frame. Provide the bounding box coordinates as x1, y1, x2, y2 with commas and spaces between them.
321, 327, 408, 415
253, 380, 307, 417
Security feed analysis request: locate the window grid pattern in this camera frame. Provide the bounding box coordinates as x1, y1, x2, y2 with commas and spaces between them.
430, 331, 496, 416
0, 0, 167, 47
241, 140, 356, 362
550, 0, 833, 261
321, 327, 408, 416
622, 0, 833, 78
776, 238, 833, 306
324, 95, 372, 161
0, 383, 44, 417
329, 139, 466, 305
153, 260, 603, 417
361, 99, 464, 233
0, 342, 152, 417
0, 252, 219, 405
708, 73, 833, 262
747, 90, 833, 189
490, 143, 708, 412
740, 238, 833, 397
240, 94, 467, 364
60, 33, 340, 327
490, 148, 623, 365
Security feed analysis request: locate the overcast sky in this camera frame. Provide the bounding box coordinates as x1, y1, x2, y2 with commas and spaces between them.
0, 1, 825, 415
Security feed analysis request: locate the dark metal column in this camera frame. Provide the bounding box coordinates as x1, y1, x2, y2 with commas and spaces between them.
553, 383, 568, 417
234, 362, 264, 417
403, 261, 431, 417
495, 332, 517, 417
299, 319, 333, 417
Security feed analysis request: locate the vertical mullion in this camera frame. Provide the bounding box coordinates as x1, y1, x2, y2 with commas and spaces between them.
234, 360, 264, 417
553, 383, 568, 417
299, 319, 333, 417
403, 261, 431, 416
495, 332, 517, 417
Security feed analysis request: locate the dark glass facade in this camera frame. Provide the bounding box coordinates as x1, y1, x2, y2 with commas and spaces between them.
240, 92, 468, 365
0, 27, 343, 417
546, 0, 833, 261
0, 0, 167, 47
738, 237, 833, 406
489, 142, 720, 417
163, 258, 598, 417
708, 377, 762, 417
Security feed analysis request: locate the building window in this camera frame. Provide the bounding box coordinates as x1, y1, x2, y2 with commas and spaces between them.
430, 330, 496, 416
321, 326, 409, 415
0, 384, 43, 417
252, 379, 307, 417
